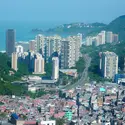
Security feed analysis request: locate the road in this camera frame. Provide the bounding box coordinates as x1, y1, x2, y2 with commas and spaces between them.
64, 54, 91, 90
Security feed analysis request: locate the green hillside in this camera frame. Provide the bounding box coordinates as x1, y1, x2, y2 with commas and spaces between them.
106, 15, 125, 41
0, 53, 29, 95
45, 22, 106, 36
81, 41, 125, 81
88, 15, 125, 41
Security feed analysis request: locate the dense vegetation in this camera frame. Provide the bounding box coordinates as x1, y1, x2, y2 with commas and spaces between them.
81, 41, 125, 81
0, 53, 29, 95
45, 62, 52, 77
75, 57, 85, 74
105, 15, 125, 41
88, 15, 125, 41
46, 22, 106, 36
56, 118, 65, 125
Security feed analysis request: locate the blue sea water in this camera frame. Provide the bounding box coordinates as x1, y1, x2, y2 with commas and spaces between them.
0, 21, 62, 51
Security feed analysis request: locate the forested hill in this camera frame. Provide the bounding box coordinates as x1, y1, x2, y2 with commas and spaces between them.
105, 15, 125, 41
0, 53, 29, 95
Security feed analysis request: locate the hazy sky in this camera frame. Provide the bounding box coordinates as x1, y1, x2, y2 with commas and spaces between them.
0, 0, 125, 24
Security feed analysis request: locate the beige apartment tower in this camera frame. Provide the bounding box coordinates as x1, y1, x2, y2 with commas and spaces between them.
34, 55, 45, 74
100, 51, 118, 79
11, 52, 18, 71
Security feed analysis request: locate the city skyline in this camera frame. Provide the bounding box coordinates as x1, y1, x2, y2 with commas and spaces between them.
0, 1, 125, 124
0, 0, 125, 23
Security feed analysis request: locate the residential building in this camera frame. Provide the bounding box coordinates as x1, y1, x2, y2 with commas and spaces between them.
61, 40, 75, 69
6, 29, 16, 56
113, 34, 119, 42
28, 51, 35, 72
29, 40, 36, 51
34, 53, 45, 74
96, 34, 103, 46
92, 37, 97, 46
67, 34, 82, 62
85, 36, 93, 46
45, 35, 61, 62
106, 32, 113, 43
16, 41, 29, 52
35, 34, 45, 55
15, 45, 24, 57
101, 31, 106, 44
52, 57, 59, 80
11, 52, 18, 71
100, 51, 118, 79
75, 33, 82, 61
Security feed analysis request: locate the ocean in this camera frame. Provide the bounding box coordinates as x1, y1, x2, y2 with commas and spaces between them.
0, 21, 63, 51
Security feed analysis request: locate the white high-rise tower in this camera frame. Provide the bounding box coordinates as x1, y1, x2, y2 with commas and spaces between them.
34, 53, 45, 74
52, 57, 59, 80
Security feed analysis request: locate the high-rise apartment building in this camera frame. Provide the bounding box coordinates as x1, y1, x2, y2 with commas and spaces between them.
74, 33, 82, 61
29, 40, 36, 52
85, 37, 93, 46
96, 31, 106, 46
34, 54, 45, 74
28, 51, 35, 72
96, 34, 103, 46
52, 57, 59, 80
6, 29, 16, 56
101, 31, 106, 44
100, 51, 118, 79
106, 32, 113, 43
112, 34, 119, 42
11, 52, 18, 71
61, 40, 75, 69
67, 34, 82, 62
35, 34, 45, 55
45, 35, 61, 62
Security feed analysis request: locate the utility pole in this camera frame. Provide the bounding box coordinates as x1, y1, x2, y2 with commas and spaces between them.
76, 93, 80, 125
124, 57, 125, 72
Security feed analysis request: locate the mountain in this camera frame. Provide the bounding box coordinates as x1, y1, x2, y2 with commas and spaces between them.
105, 15, 125, 41
31, 15, 125, 41
45, 22, 106, 36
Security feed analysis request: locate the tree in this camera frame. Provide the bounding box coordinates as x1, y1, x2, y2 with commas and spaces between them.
75, 57, 85, 74
56, 118, 65, 125
45, 63, 52, 77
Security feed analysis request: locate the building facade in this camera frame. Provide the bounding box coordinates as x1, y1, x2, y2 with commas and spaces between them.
16, 41, 29, 52
85, 36, 93, 46
15, 45, 24, 57
6, 29, 16, 56
11, 52, 18, 71
52, 57, 59, 80
45, 35, 61, 62
101, 31, 106, 44
34, 53, 45, 74
61, 40, 75, 69
112, 34, 119, 42
35, 34, 45, 55
106, 31, 113, 43
100, 51, 118, 79
29, 40, 36, 52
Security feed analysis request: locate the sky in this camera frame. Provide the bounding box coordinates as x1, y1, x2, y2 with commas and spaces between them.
0, 0, 125, 24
